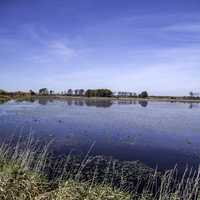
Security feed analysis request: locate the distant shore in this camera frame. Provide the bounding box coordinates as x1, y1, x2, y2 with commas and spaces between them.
54, 96, 200, 103
1, 94, 200, 103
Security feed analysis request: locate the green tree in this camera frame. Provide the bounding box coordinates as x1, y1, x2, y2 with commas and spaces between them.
29, 90, 36, 95
85, 89, 95, 97
67, 89, 73, 96
85, 89, 112, 97
39, 88, 49, 95
50, 90, 54, 95
139, 91, 148, 98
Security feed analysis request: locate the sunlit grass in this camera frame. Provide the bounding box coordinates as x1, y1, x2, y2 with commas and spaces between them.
0, 136, 199, 200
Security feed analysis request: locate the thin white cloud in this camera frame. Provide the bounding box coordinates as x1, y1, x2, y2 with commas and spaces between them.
48, 41, 77, 57
163, 23, 200, 32
0, 23, 79, 63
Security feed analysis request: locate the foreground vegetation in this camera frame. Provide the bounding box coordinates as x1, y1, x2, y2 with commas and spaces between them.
0, 137, 200, 200
0, 139, 132, 200
0, 164, 131, 200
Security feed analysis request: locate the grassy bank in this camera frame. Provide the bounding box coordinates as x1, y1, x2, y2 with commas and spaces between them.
0, 140, 132, 200
0, 163, 131, 200
0, 95, 11, 103
0, 138, 200, 200
1, 159, 200, 200
0, 94, 33, 103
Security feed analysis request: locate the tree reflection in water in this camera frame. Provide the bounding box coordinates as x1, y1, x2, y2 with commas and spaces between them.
139, 101, 148, 107
85, 99, 113, 108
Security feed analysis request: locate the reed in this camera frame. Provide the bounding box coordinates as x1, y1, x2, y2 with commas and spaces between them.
0, 136, 199, 200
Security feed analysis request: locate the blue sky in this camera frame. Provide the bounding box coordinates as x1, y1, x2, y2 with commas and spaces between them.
0, 0, 200, 95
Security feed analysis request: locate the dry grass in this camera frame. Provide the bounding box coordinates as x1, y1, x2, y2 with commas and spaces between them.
136, 165, 200, 200
0, 137, 199, 200
37, 181, 131, 200
0, 162, 131, 200
0, 164, 44, 200
0, 138, 132, 200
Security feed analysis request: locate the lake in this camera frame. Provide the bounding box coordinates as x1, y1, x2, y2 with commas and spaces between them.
0, 98, 200, 171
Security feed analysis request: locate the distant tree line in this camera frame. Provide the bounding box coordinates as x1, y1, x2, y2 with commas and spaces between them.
2, 88, 200, 101
189, 91, 200, 99
0, 89, 29, 96
0, 88, 150, 99
85, 89, 113, 97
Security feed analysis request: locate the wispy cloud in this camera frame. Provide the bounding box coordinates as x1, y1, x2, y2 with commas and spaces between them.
29, 40, 78, 64
164, 23, 200, 32
0, 23, 81, 64
48, 41, 77, 57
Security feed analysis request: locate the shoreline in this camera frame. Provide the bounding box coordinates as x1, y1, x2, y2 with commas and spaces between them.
1, 94, 200, 103
44, 95, 200, 103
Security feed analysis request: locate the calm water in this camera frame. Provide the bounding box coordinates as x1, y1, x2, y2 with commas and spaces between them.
0, 98, 200, 171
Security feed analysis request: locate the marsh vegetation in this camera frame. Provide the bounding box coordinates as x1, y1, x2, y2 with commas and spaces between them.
0, 136, 200, 200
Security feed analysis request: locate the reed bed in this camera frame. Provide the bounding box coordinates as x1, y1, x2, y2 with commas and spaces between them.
0, 136, 199, 200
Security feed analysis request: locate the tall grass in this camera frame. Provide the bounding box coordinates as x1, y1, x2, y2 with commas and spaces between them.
0, 136, 199, 200
135, 165, 200, 200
